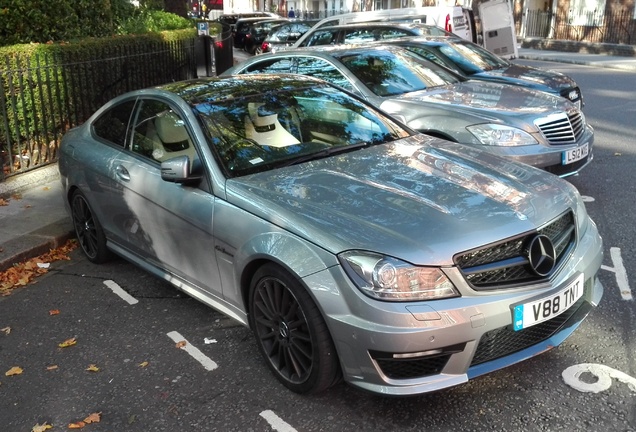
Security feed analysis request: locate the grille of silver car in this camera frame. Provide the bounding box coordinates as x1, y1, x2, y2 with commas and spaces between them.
535, 110, 585, 145
454, 211, 576, 290
470, 277, 593, 367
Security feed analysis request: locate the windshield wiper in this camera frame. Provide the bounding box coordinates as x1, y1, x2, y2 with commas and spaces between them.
282, 141, 372, 167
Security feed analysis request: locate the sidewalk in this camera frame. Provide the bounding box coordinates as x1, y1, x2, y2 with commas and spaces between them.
1, 47, 635, 272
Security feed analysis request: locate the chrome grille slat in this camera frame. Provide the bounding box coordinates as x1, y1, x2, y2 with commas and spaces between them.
535, 110, 585, 145
455, 211, 576, 290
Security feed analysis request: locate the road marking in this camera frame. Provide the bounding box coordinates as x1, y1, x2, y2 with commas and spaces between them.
166, 331, 218, 371
600, 247, 632, 300
260, 410, 298, 432
103, 280, 139, 305
562, 363, 636, 393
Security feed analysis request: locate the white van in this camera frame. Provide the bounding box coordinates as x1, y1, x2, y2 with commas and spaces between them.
292, 7, 475, 48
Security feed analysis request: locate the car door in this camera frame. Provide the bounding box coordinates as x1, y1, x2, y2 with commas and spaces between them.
108, 97, 223, 297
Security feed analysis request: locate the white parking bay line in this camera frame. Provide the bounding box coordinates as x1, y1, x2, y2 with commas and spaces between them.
166, 331, 218, 371
103, 280, 139, 305
260, 410, 298, 432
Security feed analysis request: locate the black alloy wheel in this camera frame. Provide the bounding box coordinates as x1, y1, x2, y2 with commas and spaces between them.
70, 190, 111, 263
249, 263, 341, 394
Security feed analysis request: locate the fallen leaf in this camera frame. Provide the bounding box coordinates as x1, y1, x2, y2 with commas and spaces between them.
68, 421, 86, 429
5, 366, 23, 376
31, 422, 53, 432
615, 152, 622, 156
175, 340, 186, 349
46, 365, 58, 371
42, 186, 51, 191
86, 364, 99, 372
24, 204, 32, 209
1, 326, 10, 335
138, 361, 149, 368
49, 309, 60, 316
11, 193, 22, 200
0, 239, 78, 296
58, 337, 77, 348
83, 412, 101, 424
0, 198, 8, 206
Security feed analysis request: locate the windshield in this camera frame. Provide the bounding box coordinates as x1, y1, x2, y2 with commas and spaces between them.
193, 85, 412, 177
338, 49, 462, 97
438, 41, 510, 73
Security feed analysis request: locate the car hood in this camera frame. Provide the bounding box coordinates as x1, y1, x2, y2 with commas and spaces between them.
225, 134, 578, 265
476, 63, 578, 92
385, 81, 568, 120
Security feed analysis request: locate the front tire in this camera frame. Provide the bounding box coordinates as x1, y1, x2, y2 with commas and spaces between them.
249, 263, 341, 394
70, 190, 111, 263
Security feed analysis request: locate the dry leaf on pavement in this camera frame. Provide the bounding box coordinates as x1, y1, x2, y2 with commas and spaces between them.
49, 309, 60, 316
86, 364, 99, 372
31, 422, 53, 432
5, 366, 23, 376
175, 340, 186, 349
0, 239, 78, 296
68, 421, 86, 429
46, 365, 58, 371
138, 361, 149, 368
58, 337, 77, 348
84, 412, 101, 423
1, 326, 10, 335
0, 198, 8, 206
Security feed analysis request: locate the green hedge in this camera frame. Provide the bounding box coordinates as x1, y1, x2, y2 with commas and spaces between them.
0, 28, 198, 174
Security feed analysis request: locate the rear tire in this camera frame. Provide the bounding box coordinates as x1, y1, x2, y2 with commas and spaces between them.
70, 190, 112, 263
249, 263, 341, 394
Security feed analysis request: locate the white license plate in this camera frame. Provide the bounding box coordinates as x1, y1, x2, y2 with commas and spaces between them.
562, 143, 589, 165
512, 274, 584, 331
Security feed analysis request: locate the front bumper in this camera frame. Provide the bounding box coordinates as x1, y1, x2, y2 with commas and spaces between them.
304, 216, 603, 396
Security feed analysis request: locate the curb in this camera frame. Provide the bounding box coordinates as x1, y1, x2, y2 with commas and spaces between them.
0, 220, 75, 272
0, 164, 61, 199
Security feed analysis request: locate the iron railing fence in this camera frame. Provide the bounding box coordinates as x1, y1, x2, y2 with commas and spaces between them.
524, 9, 636, 44
1, 38, 197, 180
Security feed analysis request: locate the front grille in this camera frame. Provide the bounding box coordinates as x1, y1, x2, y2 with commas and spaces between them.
470, 285, 592, 366
455, 211, 576, 290
535, 109, 585, 145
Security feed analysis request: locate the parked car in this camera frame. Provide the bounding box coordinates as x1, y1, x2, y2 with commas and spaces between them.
213, 11, 279, 31
383, 36, 584, 107
224, 45, 594, 177
59, 74, 603, 396
242, 18, 290, 54
233, 17, 285, 49
259, 20, 319, 54
294, 22, 453, 48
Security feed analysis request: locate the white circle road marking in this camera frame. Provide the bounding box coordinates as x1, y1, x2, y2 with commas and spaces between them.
562, 363, 636, 393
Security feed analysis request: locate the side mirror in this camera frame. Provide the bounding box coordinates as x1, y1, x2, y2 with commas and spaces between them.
161, 155, 203, 184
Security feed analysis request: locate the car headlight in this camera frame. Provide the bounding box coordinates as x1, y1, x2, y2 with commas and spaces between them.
467, 124, 538, 146
339, 251, 459, 301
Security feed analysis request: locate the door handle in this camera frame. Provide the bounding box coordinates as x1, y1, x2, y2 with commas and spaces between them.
115, 165, 130, 182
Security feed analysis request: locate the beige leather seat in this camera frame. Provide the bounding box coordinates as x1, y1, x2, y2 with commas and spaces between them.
150, 112, 196, 163
245, 103, 300, 148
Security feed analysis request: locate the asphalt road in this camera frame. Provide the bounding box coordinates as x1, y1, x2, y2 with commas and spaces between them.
1, 60, 635, 432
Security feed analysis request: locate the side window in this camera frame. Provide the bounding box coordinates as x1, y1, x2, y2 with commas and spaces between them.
406, 46, 447, 68
305, 30, 337, 47
92, 100, 136, 147
129, 99, 196, 164
377, 29, 413, 40
243, 58, 293, 74
296, 58, 354, 92
343, 29, 376, 44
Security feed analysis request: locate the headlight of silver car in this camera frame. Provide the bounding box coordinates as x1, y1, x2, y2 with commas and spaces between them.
339, 251, 459, 301
467, 124, 538, 146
